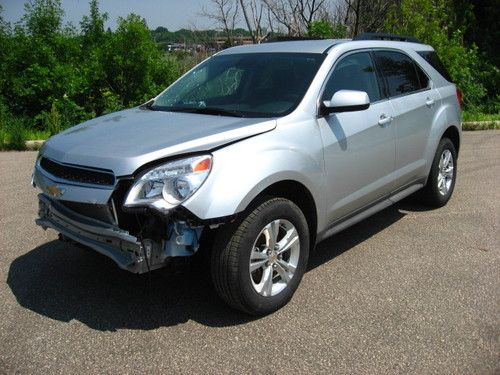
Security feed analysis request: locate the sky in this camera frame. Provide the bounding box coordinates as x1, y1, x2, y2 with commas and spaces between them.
0, 0, 216, 31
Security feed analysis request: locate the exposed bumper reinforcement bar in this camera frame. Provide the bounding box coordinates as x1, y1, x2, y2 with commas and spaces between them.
36, 194, 148, 273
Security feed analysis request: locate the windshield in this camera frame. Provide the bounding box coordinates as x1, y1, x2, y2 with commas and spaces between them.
151, 53, 325, 118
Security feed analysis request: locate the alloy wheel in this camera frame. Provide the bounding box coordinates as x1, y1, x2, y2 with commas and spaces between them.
249, 219, 300, 297
437, 149, 454, 196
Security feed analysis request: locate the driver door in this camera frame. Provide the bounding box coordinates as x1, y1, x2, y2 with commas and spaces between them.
317, 51, 396, 224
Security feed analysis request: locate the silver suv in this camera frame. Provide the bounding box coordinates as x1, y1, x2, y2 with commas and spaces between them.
33, 34, 461, 315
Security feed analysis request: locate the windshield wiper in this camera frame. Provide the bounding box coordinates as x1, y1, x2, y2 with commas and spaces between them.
165, 106, 246, 118
141, 99, 158, 110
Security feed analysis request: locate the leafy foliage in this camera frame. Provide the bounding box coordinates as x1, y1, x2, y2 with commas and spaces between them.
0, 0, 498, 150
0, 0, 190, 146
0, 101, 28, 150
385, 0, 494, 110
101, 14, 179, 107
308, 20, 347, 39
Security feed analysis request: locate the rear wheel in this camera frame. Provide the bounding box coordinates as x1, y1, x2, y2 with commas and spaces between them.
420, 137, 457, 207
211, 198, 309, 315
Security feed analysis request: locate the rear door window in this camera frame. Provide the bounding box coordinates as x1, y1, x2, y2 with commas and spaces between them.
374, 51, 421, 97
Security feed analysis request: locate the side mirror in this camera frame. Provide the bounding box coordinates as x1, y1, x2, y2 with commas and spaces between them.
321, 90, 370, 115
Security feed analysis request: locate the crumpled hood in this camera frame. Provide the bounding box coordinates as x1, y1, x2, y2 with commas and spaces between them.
41, 108, 276, 176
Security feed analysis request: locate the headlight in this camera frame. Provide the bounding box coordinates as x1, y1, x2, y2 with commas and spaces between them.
124, 155, 212, 213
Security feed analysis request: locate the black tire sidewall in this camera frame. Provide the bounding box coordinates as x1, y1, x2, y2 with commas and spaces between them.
427, 138, 457, 206
234, 199, 310, 314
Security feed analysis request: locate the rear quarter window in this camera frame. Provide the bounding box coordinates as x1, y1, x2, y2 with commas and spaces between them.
415, 63, 430, 89
417, 51, 453, 82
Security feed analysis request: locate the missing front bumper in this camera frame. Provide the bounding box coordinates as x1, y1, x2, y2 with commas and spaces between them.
36, 194, 150, 273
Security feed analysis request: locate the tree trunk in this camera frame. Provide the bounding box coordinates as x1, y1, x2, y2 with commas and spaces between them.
354, 0, 361, 36
240, 0, 257, 43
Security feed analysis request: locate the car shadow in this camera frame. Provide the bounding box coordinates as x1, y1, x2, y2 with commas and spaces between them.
7, 197, 420, 331
308, 202, 407, 271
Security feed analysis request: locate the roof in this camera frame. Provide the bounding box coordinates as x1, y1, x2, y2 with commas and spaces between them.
217, 39, 348, 55
217, 38, 433, 55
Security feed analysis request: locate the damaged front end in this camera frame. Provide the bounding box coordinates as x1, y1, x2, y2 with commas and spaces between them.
33, 155, 217, 274
36, 192, 205, 273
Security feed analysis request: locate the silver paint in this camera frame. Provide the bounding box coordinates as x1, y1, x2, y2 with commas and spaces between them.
34, 38, 461, 264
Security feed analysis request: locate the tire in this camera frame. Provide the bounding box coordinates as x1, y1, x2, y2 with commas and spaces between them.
420, 137, 457, 207
211, 197, 310, 315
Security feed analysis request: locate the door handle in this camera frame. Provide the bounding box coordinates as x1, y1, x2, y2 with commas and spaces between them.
378, 114, 393, 126
425, 98, 435, 107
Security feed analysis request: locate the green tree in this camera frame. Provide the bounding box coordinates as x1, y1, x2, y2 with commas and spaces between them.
308, 20, 347, 39
102, 14, 178, 106
79, 0, 109, 115
455, 0, 499, 113
22, 0, 64, 39
0, 6, 11, 96
80, 0, 107, 47
0, 0, 202, 136
4, 0, 83, 120
385, 0, 486, 108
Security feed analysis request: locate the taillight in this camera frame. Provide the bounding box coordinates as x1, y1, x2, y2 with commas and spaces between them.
456, 87, 463, 110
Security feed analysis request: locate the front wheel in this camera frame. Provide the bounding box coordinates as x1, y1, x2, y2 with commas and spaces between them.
420, 137, 457, 207
211, 198, 310, 315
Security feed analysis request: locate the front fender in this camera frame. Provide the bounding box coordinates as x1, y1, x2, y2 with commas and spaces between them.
182, 120, 326, 226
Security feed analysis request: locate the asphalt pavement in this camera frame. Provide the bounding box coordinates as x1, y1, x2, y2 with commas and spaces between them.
0, 131, 499, 374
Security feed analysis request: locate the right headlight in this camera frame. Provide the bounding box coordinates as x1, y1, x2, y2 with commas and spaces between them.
124, 155, 212, 214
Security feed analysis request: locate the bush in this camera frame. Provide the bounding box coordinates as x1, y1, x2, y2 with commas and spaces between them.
169, 51, 210, 75
308, 20, 347, 39
8, 119, 27, 150
0, 1, 187, 140
2, 0, 495, 148
385, 0, 487, 109
100, 13, 180, 107
1, 118, 27, 151
0, 101, 25, 150
45, 102, 62, 135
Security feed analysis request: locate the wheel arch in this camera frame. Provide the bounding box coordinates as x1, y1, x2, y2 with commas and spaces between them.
245, 179, 318, 250
441, 125, 460, 156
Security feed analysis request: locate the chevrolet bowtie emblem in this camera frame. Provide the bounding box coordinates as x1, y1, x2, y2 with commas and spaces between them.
46, 185, 65, 198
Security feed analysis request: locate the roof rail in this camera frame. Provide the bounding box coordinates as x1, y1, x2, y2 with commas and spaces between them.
264, 36, 325, 43
353, 32, 421, 43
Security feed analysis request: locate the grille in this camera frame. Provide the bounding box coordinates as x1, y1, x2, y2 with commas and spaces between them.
60, 201, 116, 224
40, 157, 115, 186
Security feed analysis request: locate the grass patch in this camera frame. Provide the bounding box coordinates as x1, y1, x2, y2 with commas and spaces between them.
24, 128, 50, 140
462, 121, 500, 131
462, 111, 500, 122
1, 118, 27, 150
1, 106, 50, 150
1, 127, 49, 150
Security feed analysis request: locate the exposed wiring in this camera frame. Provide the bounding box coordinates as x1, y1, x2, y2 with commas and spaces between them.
135, 214, 151, 274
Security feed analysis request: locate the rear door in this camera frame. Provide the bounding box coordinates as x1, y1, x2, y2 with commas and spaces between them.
373, 50, 440, 188
317, 51, 396, 224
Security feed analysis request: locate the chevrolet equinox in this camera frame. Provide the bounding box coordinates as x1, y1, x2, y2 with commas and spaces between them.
33, 33, 462, 315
